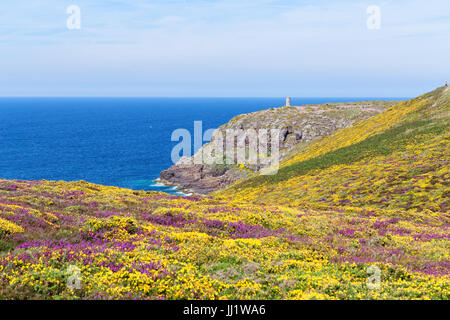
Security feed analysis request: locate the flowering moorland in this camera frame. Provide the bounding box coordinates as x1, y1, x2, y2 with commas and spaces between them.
0, 87, 448, 299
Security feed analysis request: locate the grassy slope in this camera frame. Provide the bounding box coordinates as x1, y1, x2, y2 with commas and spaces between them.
0, 88, 448, 300
162, 100, 393, 194
216, 86, 449, 213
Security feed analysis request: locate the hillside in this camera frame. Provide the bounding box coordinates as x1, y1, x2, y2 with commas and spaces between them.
0, 87, 448, 300
216, 86, 449, 213
159, 100, 395, 195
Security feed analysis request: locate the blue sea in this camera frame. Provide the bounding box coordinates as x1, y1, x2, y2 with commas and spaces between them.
0, 97, 403, 195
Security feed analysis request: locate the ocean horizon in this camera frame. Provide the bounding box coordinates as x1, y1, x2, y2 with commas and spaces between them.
0, 97, 407, 195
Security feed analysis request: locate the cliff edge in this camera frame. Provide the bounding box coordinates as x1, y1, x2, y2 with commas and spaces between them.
158, 100, 397, 195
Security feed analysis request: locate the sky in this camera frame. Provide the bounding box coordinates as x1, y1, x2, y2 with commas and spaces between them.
0, 0, 449, 97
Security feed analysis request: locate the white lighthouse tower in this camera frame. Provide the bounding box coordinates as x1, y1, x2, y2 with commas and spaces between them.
286, 97, 291, 107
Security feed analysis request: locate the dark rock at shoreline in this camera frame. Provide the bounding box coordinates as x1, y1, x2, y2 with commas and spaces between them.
159, 161, 241, 195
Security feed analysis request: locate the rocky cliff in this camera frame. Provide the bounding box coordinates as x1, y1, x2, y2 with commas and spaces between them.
158, 100, 397, 195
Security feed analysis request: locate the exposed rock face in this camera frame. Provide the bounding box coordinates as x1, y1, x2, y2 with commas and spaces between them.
160, 162, 239, 195
158, 100, 396, 195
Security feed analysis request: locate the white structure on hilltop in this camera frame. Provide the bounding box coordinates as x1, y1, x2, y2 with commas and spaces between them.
286, 97, 291, 107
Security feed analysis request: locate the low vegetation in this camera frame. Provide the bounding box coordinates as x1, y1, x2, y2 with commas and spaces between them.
0, 87, 448, 299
